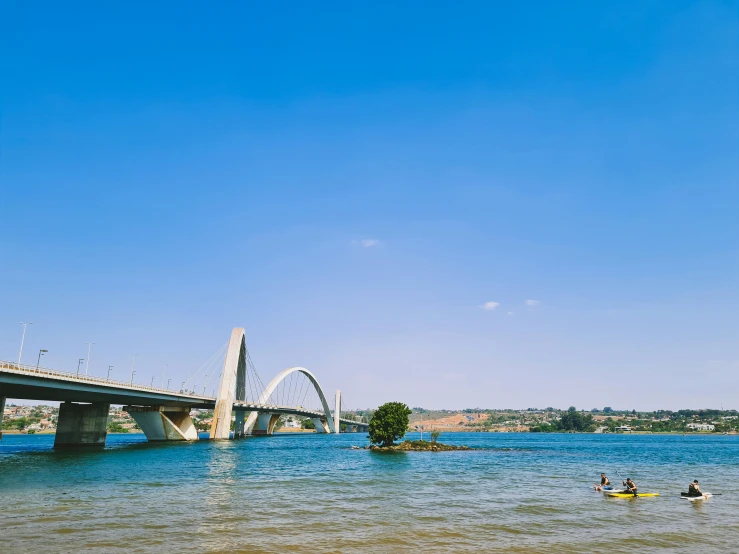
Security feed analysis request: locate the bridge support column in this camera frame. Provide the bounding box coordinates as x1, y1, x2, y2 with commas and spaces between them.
234, 411, 245, 438
312, 417, 331, 433
252, 413, 281, 435
0, 396, 5, 440
334, 389, 341, 434
54, 402, 109, 447
125, 406, 198, 441
210, 328, 247, 440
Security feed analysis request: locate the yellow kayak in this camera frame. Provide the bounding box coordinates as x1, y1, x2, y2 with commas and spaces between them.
606, 492, 659, 498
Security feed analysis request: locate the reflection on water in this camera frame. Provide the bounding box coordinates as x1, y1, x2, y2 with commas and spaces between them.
1, 432, 738, 553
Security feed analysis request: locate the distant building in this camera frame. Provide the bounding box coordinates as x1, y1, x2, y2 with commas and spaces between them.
615, 426, 632, 432
283, 417, 301, 429
687, 423, 715, 431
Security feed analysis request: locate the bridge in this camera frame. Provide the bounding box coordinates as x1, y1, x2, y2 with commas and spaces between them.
0, 327, 368, 446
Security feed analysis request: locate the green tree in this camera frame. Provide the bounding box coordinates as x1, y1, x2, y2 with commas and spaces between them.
368, 402, 412, 446
107, 421, 127, 433
11, 417, 28, 430
556, 407, 596, 432
430, 429, 441, 443
302, 418, 316, 430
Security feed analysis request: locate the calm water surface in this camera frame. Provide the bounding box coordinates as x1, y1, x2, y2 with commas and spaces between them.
1, 432, 738, 553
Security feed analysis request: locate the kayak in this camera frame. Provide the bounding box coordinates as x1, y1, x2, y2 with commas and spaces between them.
606, 492, 659, 498
681, 493, 713, 501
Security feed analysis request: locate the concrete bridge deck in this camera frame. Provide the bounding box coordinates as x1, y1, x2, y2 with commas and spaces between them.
0, 361, 214, 407
0, 357, 367, 447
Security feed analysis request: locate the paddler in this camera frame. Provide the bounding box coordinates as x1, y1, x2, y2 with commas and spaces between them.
595, 473, 611, 491
622, 477, 638, 496
687, 480, 702, 497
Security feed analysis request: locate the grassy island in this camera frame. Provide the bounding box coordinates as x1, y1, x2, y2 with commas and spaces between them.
369, 439, 470, 452
367, 402, 471, 451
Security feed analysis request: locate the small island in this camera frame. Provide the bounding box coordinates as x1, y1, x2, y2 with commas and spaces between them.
366, 401, 470, 451
370, 439, 470, 452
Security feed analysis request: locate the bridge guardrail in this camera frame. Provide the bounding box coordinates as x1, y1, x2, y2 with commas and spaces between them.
0, 360, 215, 400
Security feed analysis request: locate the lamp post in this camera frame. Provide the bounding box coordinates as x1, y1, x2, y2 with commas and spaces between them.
18, 322, 33, 365
36, 349, 48, 369
130, 370, 136, 385
107, 365, 114, 381
150, 376, 155, 387
167, 378, 171, 390
84, 342, 95, 376
180, 381, 185, 393
77, 358, 85, 376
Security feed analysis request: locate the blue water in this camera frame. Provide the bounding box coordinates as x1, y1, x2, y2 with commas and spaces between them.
1, 432, 738, 553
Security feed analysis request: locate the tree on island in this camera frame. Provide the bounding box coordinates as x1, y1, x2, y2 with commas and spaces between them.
368, 402, 412, 446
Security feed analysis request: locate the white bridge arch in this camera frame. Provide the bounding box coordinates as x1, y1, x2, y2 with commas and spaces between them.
244, 366, 336, 435
209, 327, 338, 439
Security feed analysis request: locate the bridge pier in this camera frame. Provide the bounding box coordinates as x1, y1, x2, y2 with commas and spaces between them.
125, 406, 198, 441
0, 396, 5, 440
252, 412, 281, 435
334, 390, 341, 434
234, 411, 246, 438
55, 402, 110, 447
210, 328, 247, 440
312, 417, 331, 433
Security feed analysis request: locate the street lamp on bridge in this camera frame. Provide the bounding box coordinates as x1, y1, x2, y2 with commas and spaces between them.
130, 369, 136, 385
36, 349, 48, 369
77, 358, 84, 376
107, 365, 114, 381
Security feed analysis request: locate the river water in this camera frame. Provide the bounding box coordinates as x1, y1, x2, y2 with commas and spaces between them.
1, 432, 738, 553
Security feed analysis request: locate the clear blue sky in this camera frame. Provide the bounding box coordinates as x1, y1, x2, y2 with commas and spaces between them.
1, 1, 737, 411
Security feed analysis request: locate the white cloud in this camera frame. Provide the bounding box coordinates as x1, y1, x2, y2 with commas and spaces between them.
507, 311, 514, 316
480, 301, 500, 311
352, 239, 381, 248
525, 299, 540, 307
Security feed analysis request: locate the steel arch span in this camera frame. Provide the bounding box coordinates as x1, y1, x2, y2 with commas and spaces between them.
244, 366, 336, 435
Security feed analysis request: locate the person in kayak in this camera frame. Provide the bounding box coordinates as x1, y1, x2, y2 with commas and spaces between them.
622, 478, 638, 496
687, 480, 702, 497
595, 473, 611, 491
